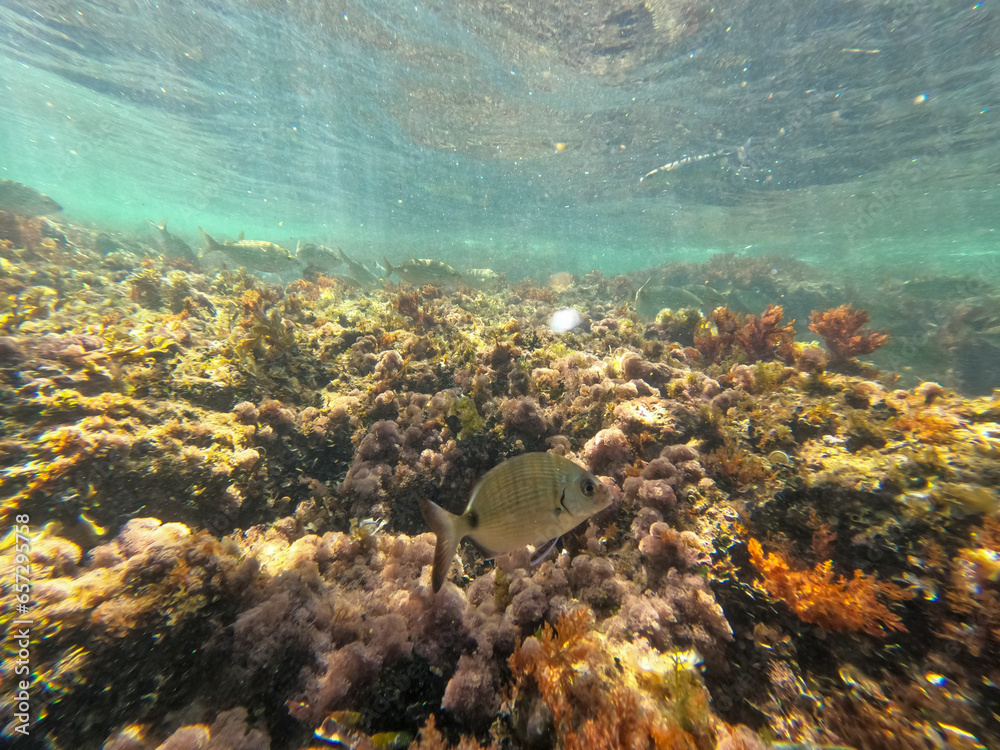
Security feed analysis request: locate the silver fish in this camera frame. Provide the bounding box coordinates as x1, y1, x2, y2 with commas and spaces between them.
198, 227, 297, 273
296, 241, 343, 273
466, 267, 504, 290
336, 247, 381, 289
0, 179, 62, 216
420, 452, 612, 592
640, 138, 752, 182
147, 220, 197, 262
634, 278, 704, 320
384, 257, 463, 287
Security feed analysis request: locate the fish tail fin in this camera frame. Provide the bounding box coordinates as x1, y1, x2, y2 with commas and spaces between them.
419, 498, 461, 592
383, 257, 394, 278
198, 226, 220, 254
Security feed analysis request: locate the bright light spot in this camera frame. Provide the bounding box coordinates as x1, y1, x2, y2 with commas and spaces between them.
549, 308, 582, 333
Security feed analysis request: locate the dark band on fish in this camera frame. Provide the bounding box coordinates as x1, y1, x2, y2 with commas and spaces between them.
467, 510, 479, 528
559, 488, 570, 515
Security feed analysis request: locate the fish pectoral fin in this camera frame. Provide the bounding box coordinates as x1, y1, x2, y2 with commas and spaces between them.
530, 537, 560, 566
419, 498, 461, 593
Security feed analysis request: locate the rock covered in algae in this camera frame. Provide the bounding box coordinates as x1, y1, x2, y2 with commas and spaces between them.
1, 212, 999, 749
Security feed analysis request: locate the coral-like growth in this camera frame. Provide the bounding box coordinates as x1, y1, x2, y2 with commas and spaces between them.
410, 714, 500, 750
747, 538, 912, 637
705, 439, 772, 490
694, 305, 796, 366
808, 305, 889, 365
735, 304, 796, 363
893, 408, 959, 445
507, 607, 716, 749
110, 707, 269, 750
693, 306, 740, 365
394, 289, 437, 330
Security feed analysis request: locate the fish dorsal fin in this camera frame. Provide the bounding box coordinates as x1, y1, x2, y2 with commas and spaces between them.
420, 498, 462, 593
237, 231, 245, 241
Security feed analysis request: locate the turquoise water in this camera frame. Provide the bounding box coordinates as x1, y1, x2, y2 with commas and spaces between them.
2, 0, 1000, 392
3, 0, 997, 278
5, 4, 1000, 748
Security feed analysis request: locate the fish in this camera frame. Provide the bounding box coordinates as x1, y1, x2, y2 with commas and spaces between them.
198, 227, 297, 273
296, 241, 344, 273
335, 247, 381, 289
640, 151, 728, 182
420, 452, 612, 592
838, 665, 888, 702
640, 138, 752, 182
147, 220, 198, 262
313, 711, 411, 750
634, 278, 704, 320
465, 267, 504, 290
0, 179, 62, 216
384, 257, 463, 287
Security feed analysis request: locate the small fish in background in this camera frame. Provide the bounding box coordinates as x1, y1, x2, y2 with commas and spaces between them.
420, 452, 612, 592
734, 136, 753, 175
465, 267, 504, 291
0, 179, 62, 216
295, 241, 344, 274
198, 228, 298, 273
336, 247, 381, 289
639, 137, 752, 182
147, 220, 198, 263
634, 277, 704, 320
549, 307, 583, 333
312, 710, 412, 749
384, 257, 463, 287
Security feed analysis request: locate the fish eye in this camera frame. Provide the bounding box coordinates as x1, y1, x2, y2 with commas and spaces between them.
580, 477, 596, 496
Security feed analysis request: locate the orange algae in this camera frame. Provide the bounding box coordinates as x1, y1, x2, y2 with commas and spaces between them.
946, 517, 1000, 655
693, 305, 795, 365
747, 538, 912, 637
508, 607, 709, 749
410, 715, 500, 750
808, 304, 889, 364
892, 408, 959, 445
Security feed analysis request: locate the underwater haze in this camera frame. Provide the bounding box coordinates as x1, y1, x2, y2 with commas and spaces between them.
2, 0, 998, 272
4, 2, 1000, 750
